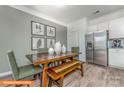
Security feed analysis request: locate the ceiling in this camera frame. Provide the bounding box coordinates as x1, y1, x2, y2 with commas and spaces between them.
24, 5, 124, 24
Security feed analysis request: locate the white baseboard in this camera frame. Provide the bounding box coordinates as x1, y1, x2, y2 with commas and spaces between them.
0, 71, 12, 78
109, 65, 124, 70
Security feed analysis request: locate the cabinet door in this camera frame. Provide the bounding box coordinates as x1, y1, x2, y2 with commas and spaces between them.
109, 17, 124, 38
88, 25, 98, 32
109, 49, 124, 68
98, 22, 109, 31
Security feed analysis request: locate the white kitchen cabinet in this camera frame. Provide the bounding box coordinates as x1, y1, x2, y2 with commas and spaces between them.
88, 22, 109, 33
109, 49, 124, 68
88, 25, 98, 32
98, 22, 109, 31
109, 17, 124, 38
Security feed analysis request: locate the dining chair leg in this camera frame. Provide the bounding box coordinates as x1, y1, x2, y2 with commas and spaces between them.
48, 77, 53, 87
33, 74, 37, 80
37, 73, 41, 79
40, 73, 42, 87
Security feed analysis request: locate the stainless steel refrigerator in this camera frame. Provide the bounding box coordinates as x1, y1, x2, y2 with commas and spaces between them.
85, 32, 94, 64
85, 30, 108, 66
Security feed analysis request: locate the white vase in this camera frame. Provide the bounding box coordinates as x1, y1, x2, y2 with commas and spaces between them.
62, 45, 66, 54
54, 41, 61, 55
48, 48, 54, 55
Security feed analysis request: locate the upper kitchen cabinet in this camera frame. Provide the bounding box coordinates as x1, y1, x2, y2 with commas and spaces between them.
88, 25, 98, 32
109, 17, 124, 39
98, 22, 109, 31
88, 22, 109, 33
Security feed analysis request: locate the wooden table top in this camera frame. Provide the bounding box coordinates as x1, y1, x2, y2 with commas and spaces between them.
26, 51, 79, 66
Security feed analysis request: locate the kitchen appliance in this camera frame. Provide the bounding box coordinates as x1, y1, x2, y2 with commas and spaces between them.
85, 32, 94, 63
85, 30, 108, 66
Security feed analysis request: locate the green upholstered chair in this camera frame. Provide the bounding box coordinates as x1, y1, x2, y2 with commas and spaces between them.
37, 48, 48, 53
71, 47, 80, 59
7, 50, 42, 82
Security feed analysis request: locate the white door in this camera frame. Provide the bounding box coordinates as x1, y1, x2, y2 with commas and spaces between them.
68, 30, 79, 50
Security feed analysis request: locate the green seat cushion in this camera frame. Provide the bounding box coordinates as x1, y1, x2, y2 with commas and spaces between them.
71, 47, 79, 53
71, 47, 79, 59
17, 64, 42, 80
37, 48, 48, 53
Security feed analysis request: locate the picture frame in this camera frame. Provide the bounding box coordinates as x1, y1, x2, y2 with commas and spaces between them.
31, 21, 45, 36
46, 25, 56, 37
31, 36, 45, 50
47, 38, 56, 48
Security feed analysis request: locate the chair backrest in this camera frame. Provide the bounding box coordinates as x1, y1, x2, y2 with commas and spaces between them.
37, 48, 48, 53
71, 47, 79, 53
71, 47, 79, 59
7, 50, 19, 80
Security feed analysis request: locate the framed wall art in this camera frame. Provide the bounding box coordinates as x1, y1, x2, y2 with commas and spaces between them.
46, 25, 56, 37
47, 38, 56, 48
31, 36, 45, 50
31, 21, 45, 36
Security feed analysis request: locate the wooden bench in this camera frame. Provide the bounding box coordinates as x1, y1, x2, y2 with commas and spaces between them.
47, 59, 84, 87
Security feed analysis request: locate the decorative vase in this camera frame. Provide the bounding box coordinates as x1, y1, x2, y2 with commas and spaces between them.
54, 41, 61, 55
62, 45, 66, 54
48, 48, 54, 55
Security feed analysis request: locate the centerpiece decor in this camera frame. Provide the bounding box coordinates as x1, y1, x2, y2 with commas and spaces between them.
62, 45, 66, 54
54, 41, 61, 55
48, 48, 54, 55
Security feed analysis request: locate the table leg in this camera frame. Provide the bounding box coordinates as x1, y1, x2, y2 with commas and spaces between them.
42, 64, 48, 87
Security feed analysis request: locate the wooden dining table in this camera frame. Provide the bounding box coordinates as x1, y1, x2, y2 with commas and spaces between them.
26, 51, 79, 87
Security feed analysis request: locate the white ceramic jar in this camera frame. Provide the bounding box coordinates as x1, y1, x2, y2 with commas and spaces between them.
62, 45, 66, 54
48, 48, 54, 55
54, 41, 61, 55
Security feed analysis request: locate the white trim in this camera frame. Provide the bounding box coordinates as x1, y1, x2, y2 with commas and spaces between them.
0, 71, 12, 78
9, 5, 67, 27
109, 65, 124, 70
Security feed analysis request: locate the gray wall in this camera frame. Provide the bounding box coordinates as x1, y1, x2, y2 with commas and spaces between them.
0, 6, 67, 73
